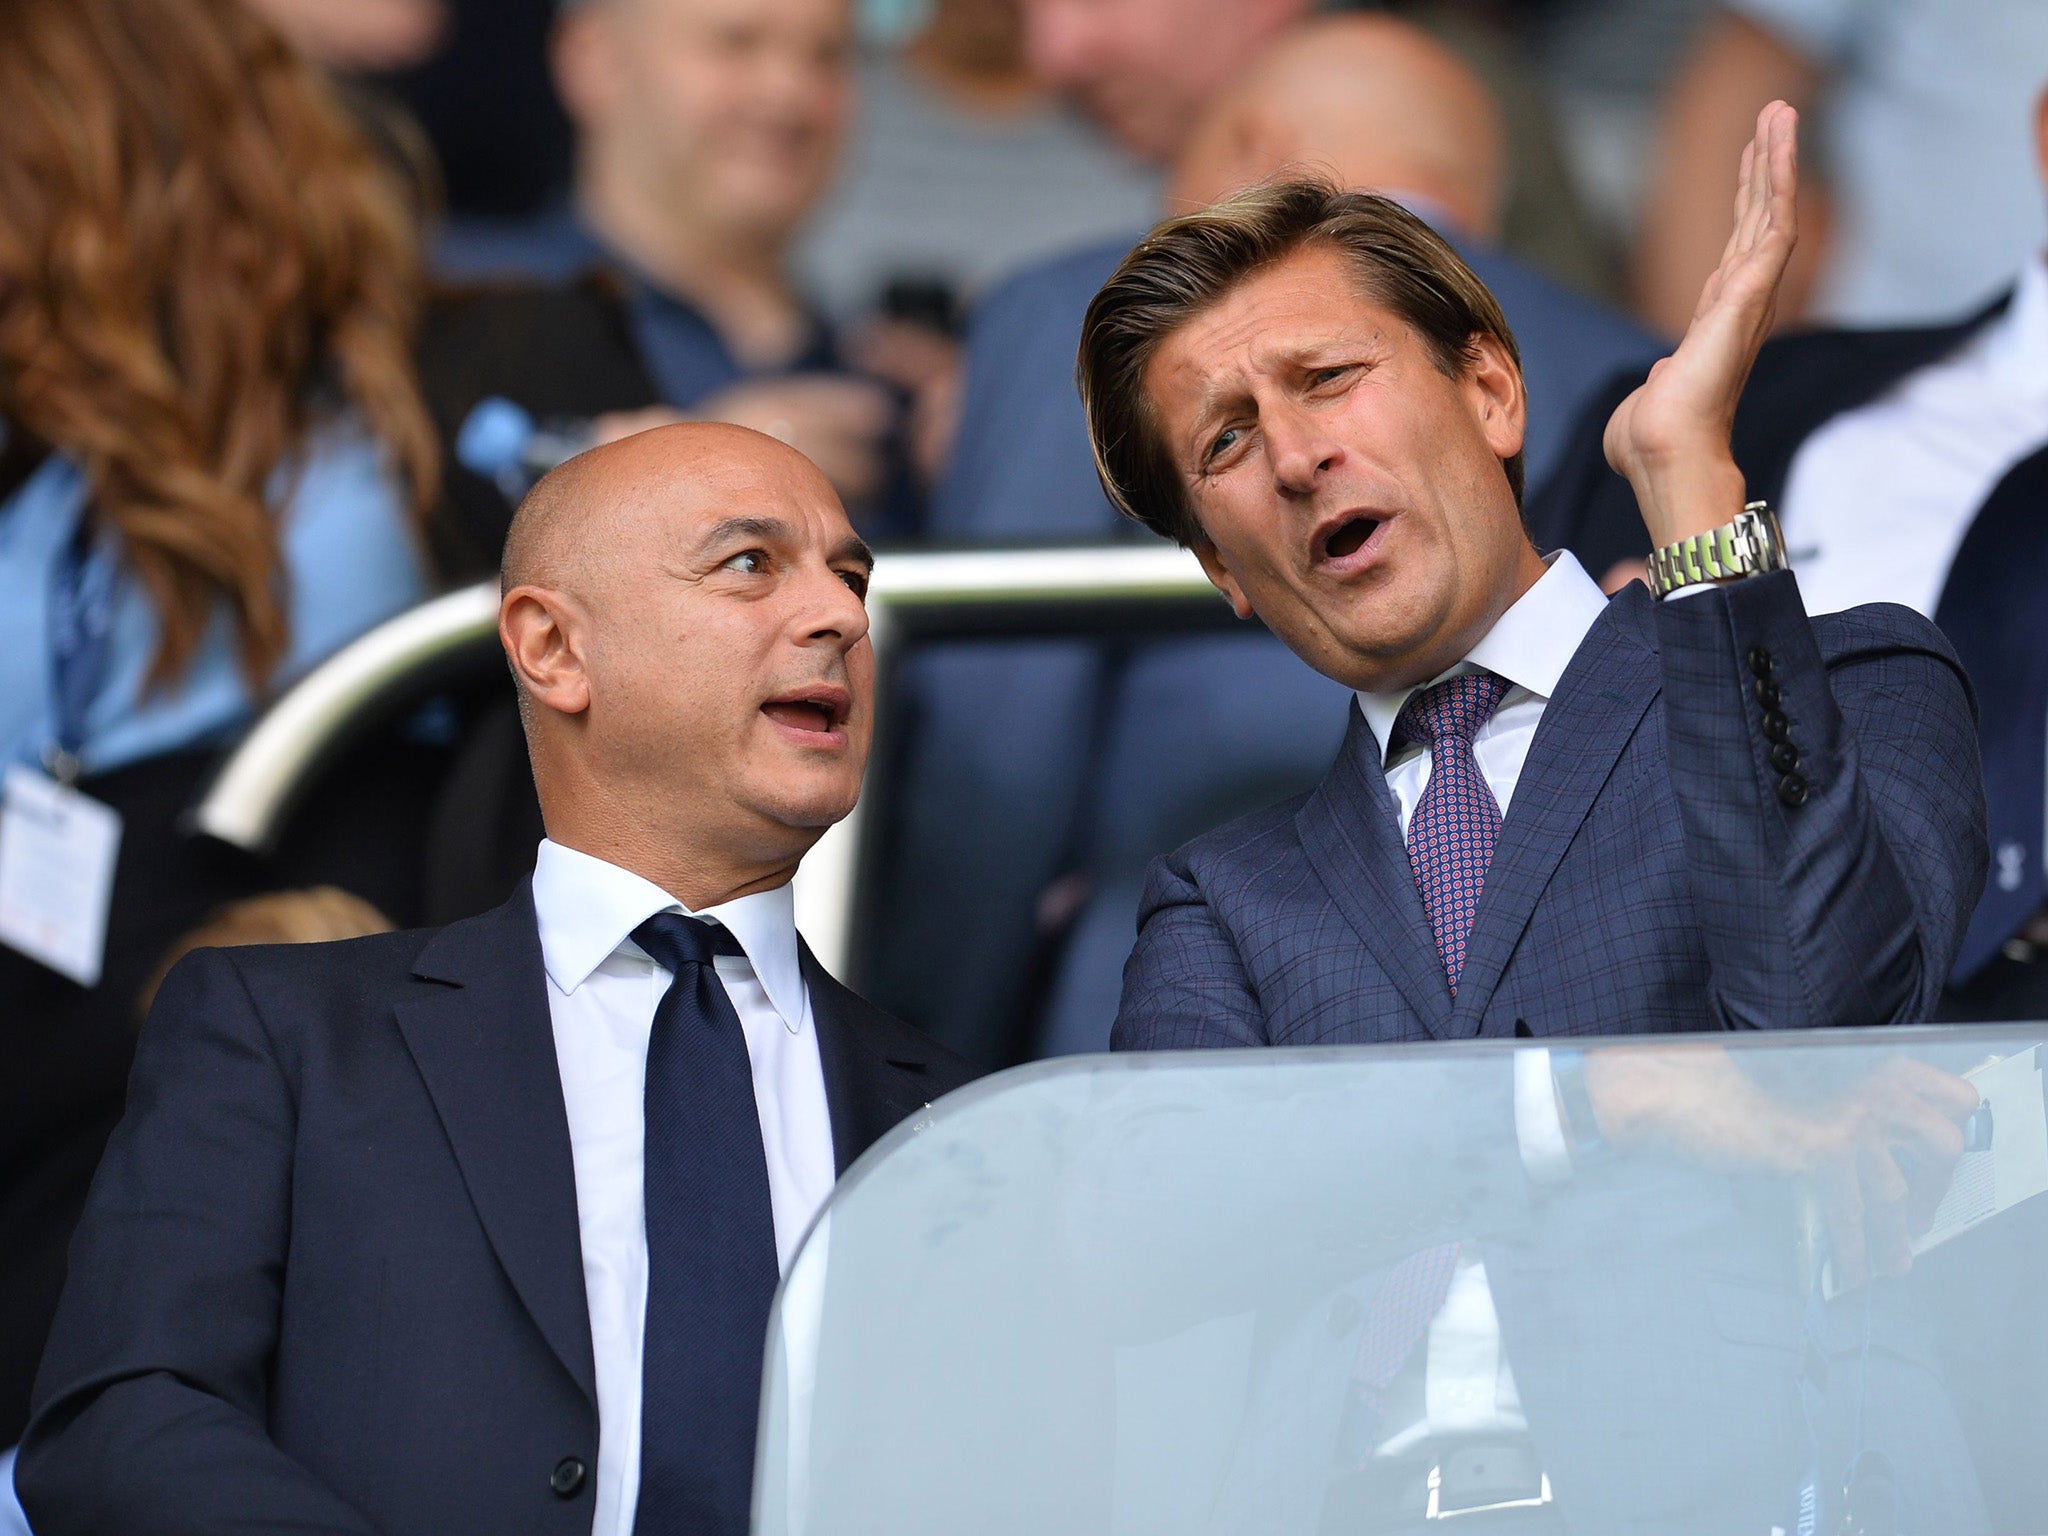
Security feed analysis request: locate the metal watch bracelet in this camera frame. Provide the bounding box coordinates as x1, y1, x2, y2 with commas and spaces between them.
1648, 501, 1786, 598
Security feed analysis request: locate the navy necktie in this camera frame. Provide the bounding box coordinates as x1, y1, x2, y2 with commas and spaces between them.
1393, 670, 1510, 994
630, 913, 780, 1536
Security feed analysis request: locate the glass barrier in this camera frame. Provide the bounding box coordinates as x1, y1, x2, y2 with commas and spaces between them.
757, 1025, 2048, 1536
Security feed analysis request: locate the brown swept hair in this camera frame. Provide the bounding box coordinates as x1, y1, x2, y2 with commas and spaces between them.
0, 0, 440, 690
1078, 179, 1524, 548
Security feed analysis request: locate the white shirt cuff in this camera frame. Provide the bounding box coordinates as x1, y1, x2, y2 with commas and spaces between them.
1660, 582, 1722, 601
1513, 1047, 1574, 1185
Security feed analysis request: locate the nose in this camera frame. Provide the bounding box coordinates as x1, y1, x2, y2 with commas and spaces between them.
796, 563, 872, 655
1264, 402, 1343, 495
761, 40, 835, 123
1021, 1, 1091, 86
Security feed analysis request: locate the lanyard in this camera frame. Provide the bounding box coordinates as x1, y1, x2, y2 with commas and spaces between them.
45, 520, 117, 783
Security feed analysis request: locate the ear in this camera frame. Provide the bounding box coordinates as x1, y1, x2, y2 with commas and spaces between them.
550, 2, 620, 130
1461, 330, 1526, 466
500, 586, 592, 720
1192, 539, 1257, 620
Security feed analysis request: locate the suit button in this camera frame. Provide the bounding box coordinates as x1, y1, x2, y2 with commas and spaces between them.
1762, 710, 1792, 743
1778, 774, 1809, 808
1753, 677, 1781, 707
1770, 741, 1800, 774
1747, 646, 1773, 677
550, 1457, 587, 1498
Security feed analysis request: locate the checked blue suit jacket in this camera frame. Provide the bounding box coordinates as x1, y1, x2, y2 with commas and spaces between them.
1113, 571, 1988, 1050
1109, 572, 1991, 1533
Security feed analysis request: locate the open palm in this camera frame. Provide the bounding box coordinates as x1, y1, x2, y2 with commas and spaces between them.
1605, 101, 1799, 547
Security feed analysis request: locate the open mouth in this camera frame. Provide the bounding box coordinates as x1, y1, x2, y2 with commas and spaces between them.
762, 686, 849, 741
1314, 512, 1390, 568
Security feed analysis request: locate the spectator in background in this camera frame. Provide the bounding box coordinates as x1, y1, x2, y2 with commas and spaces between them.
0, 0, 439, 1510
1537, 82, 2048, 1026
1017, 0, 1615, 301
1634, 0, 2048, 332
794, 0, 1160, 324
944, 4, 1654, 540
434, 0, 909, 531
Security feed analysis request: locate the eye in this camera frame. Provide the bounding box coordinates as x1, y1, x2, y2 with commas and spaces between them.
837, 567, 870, 600
722, 548, 769, 575
1203, 426, 1241, 466
1307, 364, 1354, 389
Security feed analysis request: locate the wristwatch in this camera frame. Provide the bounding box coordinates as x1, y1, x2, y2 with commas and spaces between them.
1647, 500, 1787, 598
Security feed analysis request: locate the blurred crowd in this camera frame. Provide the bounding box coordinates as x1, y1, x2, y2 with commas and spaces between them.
3, 0, 2047, 1508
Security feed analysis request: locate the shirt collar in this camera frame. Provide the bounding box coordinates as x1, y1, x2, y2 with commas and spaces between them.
530, 838, 807, 1034
1981, 252, 2048, 399
1354, 549, 1609, 765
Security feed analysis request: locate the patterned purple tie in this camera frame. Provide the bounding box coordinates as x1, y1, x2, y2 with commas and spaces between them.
1393, 670, 1510, 995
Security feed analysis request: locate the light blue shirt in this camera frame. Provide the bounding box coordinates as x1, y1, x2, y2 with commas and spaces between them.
0, 417, 427, 776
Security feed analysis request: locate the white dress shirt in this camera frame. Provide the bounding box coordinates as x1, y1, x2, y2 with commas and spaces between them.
1779, 253, 2048, 619
1350, 551, 1610, 1452
530, 839, 835, 1536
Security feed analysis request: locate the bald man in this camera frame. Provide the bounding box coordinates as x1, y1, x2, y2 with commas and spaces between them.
18, 425, 978, 1536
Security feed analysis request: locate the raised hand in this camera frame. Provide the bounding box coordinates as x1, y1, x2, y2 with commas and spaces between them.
1605, 101, 1799, 551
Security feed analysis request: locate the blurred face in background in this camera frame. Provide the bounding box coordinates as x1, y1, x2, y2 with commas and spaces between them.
556, 0, 853, 249
1017, 0, 1304, 164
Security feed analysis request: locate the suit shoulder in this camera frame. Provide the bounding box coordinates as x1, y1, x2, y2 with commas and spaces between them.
1460, 245, 1660, 355
974, 235, 1140, 326
1164, 791, 1313, 880
1811, 601, 1959, 665
186, 925, 442, 1008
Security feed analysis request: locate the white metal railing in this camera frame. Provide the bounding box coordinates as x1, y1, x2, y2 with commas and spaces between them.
192, 545, 1230, 972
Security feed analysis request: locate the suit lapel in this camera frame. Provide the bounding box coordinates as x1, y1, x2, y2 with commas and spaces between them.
1296, 706, 1456, 1037
1451, 591, 1661, 1029
802, 942, 943, 1174
395, 882, 597, 1406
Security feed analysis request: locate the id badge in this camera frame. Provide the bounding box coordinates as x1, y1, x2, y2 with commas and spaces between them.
0, 762, 123, 987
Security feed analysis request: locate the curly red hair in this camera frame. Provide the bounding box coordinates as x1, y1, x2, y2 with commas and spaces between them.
0, 0, 439, 689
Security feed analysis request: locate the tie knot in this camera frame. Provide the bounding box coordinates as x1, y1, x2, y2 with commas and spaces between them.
632, 912, 745, 976
1394, 670, 1508, 751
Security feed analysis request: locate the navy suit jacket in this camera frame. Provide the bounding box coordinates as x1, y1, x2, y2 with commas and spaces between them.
1528, 297, 2047, 984
19, 884, 977, 1536
932, 227, 1662, 540
1109, 576, 1990, 1532
1114, 574, 1986, 1048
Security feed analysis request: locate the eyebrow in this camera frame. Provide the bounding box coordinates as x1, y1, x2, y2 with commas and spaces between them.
833, 534, 876, 572
700, 515, 795, 550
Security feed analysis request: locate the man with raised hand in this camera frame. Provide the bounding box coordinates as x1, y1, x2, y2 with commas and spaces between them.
1091, 103, 1982, 1051
20, 425, 976, 1536
1087, 108, 1988, 1532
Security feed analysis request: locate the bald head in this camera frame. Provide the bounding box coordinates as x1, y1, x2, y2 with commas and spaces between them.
497, 420, 877, 909
501, 421, 858, 597
1169, 15, 1505, 241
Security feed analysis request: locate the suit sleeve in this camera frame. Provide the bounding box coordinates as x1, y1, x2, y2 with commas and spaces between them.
1110, 850, 1271, 1050
16, 949, 381, 1536
1656, 571, 1987, 1028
